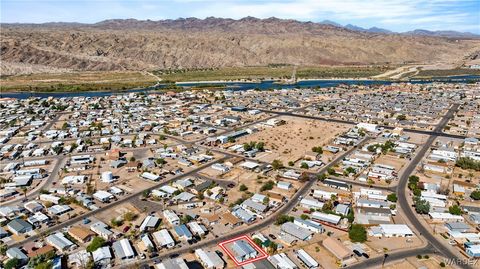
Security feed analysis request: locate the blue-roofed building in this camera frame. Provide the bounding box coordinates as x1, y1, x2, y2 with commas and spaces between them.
465, 243, 480, 258
6, 247, 28, 262
228, 240, 258, 262
232, 206, 256, 223
174, 224, 193, 241
7, 218, 33, 235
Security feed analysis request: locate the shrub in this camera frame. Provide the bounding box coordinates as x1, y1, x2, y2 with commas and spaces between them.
86, 237, 106, 252
275, 215, 294, 225
349, 224, 367, 242
387, 193, 397, 202
239, 184, 248, 192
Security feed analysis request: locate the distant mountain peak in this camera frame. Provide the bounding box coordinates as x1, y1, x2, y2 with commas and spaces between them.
405, 29, 479, 38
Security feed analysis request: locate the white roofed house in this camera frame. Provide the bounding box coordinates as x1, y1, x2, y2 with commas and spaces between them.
46, 232, 76, 252
277, 181, 292, 190
311, 212, 342, 225
300, 198, 324, 210
163, 210, 180, 226
227, 240, 258, 262
241, 199, 268, 214
268, 253, 298, 269
195, 248, 225, 269
112, 238, 136, 260
139, 215, 160, 232
373, 224, 414, 237
153, 229, 175, 249
90, 221, 114, 240
93, 190, 114, 203
156, 258, 189, 269
61, 175, 87, 185
429, 148, 457, 162
281, 222, 313, 241
296, 249, 319, 269
92, 246, 112, 266
187, 221, 207, 237
293, 218, 324, 233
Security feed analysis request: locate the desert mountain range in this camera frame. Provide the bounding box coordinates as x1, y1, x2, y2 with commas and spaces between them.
1, 17, 479, 75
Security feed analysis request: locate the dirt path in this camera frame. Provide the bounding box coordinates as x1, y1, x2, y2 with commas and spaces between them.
373, 65, 420, 79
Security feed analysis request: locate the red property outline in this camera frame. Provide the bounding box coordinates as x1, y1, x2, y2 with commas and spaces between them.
218, 235, 269, 266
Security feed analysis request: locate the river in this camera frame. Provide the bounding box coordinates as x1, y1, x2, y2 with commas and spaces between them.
1, 75, 478, 99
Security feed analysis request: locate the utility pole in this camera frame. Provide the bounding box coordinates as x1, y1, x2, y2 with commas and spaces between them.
382, 253, 389, 267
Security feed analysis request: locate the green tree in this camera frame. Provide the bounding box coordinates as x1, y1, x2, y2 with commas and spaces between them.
387, 193, 398, 202
312, 146, 323, 154
275, 215, 294, 225
0, 244, 7, 255
86, 237, 106, 252
471, 190, 480, 200
449, 204, 462, 215
239, 184, 248, 192
301, 162, 309, 169
252, 238, 262, 247
271, 160, 284, 170
322, 201, 334, 211
346, 209, 355, 223
4, 258, 19, 269
181, 214, 194, 224
456, 157, 480, 171
414, 198, 430, 214
344, 167, 356, 175
317, 173, 327, 181
327, 167, 336, 175
260, 180, 275, 192
255, 142, 265, 151
349, 224, 367, 242
268, 241, 278, 255
300, 214, 310, 220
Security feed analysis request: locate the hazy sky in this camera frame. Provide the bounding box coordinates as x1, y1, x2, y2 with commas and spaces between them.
1, 0, 479, 33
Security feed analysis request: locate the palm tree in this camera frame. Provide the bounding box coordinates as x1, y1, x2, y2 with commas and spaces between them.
21, 187, 28, 200
0, 177, 6, 188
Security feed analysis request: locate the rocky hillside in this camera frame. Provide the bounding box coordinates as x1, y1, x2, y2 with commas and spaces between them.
1, 17, 479, 75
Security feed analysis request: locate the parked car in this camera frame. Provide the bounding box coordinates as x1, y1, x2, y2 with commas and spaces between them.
353, 250, 362, 257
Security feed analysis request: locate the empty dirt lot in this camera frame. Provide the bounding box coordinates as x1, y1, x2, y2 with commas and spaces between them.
238, 116, 350, 164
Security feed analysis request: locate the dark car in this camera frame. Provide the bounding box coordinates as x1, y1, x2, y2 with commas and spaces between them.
269, 234, 277, 240
227, 183, 235, 188
123, 226, 130, 233
362, 253, 370, 259
170, 254, 179, 258
353, 250, 362, 257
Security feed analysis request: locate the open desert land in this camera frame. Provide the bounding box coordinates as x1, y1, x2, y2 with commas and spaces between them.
237, 116, 350, 163
216, 168, 300, 204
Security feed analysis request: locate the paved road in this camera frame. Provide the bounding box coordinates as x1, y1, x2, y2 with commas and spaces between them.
132, 137, 371, 268
1, 157, 67, 206
348, 245, 434, 269
348, 104, 468, 269
1, 143, 183, 207
7, 156, 229, 248
259, 107, 467, 140
394, 105, 471, 266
